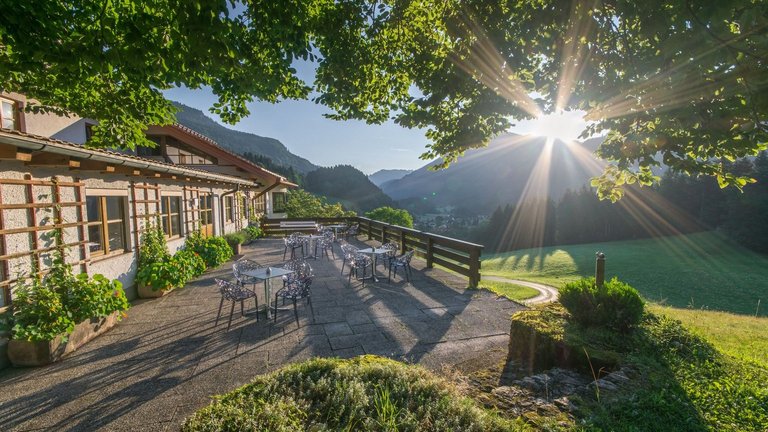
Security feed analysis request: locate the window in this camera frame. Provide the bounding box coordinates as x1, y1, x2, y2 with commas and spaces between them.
136, 145, 163, 157
1, 98, 19, 130
253, 194, 266, 214
85, 123, 95, 141
198, 193, 214, 236
224, 196, 234, 222
161, 196, 182, 238
86, 196, 127, 256
239, 195, 246, 220
272, 192, 287, 213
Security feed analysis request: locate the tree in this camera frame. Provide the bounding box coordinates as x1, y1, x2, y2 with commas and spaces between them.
283, 189, 355, 219
365, 206, 414, 228
2, 1, 767, 198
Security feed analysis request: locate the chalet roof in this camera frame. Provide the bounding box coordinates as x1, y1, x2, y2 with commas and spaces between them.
147, 124, 298, 188
0, 128, 260, 187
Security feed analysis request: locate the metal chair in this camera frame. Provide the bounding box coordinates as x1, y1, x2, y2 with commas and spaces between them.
388, 250, 415, 283
283, 236, 304, 260
377, 242, 399, 268
343, 224, 359, 240
274, 260, 314, 325
349, 253, 373, 286
315, 237, 335, 260
340, 242, 359, 275
232, 259, 262, 291
215, 278, 258, 330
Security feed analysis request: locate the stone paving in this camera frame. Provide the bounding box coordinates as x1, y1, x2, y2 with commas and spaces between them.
0, 238, 523, 431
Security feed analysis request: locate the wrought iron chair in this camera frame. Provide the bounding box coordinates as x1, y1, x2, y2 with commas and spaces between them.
283, 236, 304, 260
377, 242, 399, 268
214, 278, 258, 330
343, 223, 359, 240
315, 237, 335, 260
348, 253, 373, 286
388, 250, 415, 283
232, 259, 262, 291
274, 260, 314, 325
340, 242, 359, 275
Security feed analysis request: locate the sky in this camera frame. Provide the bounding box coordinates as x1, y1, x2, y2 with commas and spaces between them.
164, 82, 588, 175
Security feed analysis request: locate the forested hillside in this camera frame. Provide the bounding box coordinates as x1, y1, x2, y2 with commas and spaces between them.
303, 165, 393, 213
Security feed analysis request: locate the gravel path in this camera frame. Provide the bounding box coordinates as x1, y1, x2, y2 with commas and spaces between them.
483, 276, 559, 304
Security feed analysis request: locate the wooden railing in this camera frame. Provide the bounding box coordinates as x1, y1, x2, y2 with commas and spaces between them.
261, 216, 483, 288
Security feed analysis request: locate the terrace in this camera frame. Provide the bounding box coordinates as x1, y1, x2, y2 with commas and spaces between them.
0, 235, 522, 431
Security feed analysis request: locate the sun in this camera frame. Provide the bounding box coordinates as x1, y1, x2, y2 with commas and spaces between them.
512, 110, 588, 143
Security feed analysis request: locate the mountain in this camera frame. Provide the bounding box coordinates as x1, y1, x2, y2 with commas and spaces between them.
172, 102, 318, 174
304, 165, 394, 213
381, 134, 606, 215
368, 169, 413, 187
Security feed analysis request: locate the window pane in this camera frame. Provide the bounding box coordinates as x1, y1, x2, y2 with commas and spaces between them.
86, 196, 101, 221
2, 101, 13, 119
161, 197, 169, 213
105, 197, 123, 220
107, 222, 125, 251
161, 215, 169, 235
169, 196, 179, 213
88, 225, 104, 253
171, 214, 181, 236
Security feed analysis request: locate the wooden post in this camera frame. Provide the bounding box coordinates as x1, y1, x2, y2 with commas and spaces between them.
381, 225, 387, 243
367, 220, 372, 240
595, 252, 606, 288
425, 237, 434, 268
468, 246, 481, 288
399, 230, 406, 254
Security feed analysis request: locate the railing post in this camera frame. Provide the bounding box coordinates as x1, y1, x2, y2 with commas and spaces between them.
426, 236, 434, 268
468, 246, 481, 288
399, 230, 406, 254
381, 225, 387, 243
367, 220, 372, 240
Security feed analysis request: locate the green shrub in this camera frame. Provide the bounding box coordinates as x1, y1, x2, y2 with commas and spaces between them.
186, 231, 233, 268
223, 232, 247, 246
365, 206, 414, 228
183, 356, 526, 432
11, 247, 129, 342
243, 225, 262, 241
174, 248, 206, 278
138, 223, 170, 268
559, 277, 644, 332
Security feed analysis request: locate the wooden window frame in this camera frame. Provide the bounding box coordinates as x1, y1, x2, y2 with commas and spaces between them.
86, 196, 127, 257
0, 97, 20, 131
272, 192, 287, 213
160, 195, 182, 239
224, 196, 234, 222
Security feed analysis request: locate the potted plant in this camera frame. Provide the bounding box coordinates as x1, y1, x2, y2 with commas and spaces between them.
224, 232, 247, 255
136, 223, 174, 298
7, 250, 129, 366
243, 225, 262, 245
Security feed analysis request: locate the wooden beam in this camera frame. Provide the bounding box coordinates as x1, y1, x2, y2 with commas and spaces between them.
144, 172, 161, 179
113, 166, 141, 176
74, 160, 115, 172
0, 143, 31, 161
27, 153, 80, 168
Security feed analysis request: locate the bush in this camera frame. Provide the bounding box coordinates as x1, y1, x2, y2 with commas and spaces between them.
138, 223, 170, 267
365, 206, 414, 228
243, 225, 262, 241
186, 231, 233, 268
174, 248, 206, 278
223, 232, 247, 246
183, 356, 525, 432
136, 256, 186, 291
11, 247, 129, 341
559, 277, 644, 332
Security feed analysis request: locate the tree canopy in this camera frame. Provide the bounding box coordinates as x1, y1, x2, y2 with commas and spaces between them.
283, 189, 355, 219
1, 1, 766, 198
365, 206, 414, 228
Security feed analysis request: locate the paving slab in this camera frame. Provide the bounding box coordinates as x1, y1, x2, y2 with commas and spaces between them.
0, 237, 524, 431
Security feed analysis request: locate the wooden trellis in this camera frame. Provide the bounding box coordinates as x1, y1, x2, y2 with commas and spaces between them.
130, 181, 162, 250
0, 175, 89, 310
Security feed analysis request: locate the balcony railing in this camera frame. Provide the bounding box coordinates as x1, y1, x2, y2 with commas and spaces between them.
261, 216, 483, 288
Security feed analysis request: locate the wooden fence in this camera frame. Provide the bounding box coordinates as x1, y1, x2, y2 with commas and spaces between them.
262, 217, 483, 288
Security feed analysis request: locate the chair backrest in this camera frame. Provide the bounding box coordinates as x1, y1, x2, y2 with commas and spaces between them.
232, 259, 262, 283
398, 250, 415, 264
352, 253, 371, 266
282, 259, 313, 279
381, 242, 399, 256
215, 278, 243, 301
341, 243, 358, 258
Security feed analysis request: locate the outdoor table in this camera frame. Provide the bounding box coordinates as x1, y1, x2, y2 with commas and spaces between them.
299, 234, 325, 260
325, 224, 347, 241
242, 266, 295, 318
357, 247, 390, 282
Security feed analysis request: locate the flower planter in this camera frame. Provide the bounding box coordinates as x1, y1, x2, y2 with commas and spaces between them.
7, 311, 121, 367
137, 282, 173, 299
229, 242, 242, 255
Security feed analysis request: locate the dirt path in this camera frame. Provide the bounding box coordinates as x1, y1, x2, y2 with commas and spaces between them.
483, 276, 559, 304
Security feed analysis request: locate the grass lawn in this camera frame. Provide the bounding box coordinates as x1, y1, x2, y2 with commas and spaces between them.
482, 231, 768, 316
650, 304, 768, 368
477, 280, 539, 302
